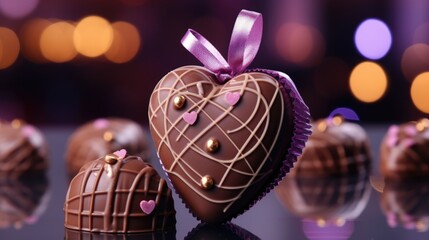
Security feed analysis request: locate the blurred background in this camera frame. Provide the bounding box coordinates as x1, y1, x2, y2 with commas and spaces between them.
0, 0, 428, 126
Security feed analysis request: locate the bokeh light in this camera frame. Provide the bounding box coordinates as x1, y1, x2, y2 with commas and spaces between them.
105, 21, 141, 64
0, 0, 39, 19
20, 18, 51, 63
349, 61, 388, 103
275, 23, 325, 66
410, 72, 429, 113
40, 21, 77, 63
401, 43, 429, 81
73, 16, 113, 58
354, 18, 392, 60
0, 27, 20, 70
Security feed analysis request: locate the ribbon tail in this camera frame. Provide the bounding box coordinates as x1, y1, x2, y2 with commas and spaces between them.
228, 10, 263, 75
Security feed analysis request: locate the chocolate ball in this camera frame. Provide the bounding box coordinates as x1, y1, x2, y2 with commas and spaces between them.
64, 152, 176, 233
65, 118, 150, 178
380, 119, 429, 179
292, 118, 371, 177
0, 119, 48, 176
0, 172, 49, 229
275, 175, 371, 224
381, 180, 429, 232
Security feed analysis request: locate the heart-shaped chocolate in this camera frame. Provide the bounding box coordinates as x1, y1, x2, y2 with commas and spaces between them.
149, 65, 310, 223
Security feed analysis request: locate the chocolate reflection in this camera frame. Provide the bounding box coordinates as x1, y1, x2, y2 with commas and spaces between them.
275, 174, 371, 239
381, 179, 429, 232
185, 222, 260, 240
64, 228, 176, 240
0, 171, 49, 229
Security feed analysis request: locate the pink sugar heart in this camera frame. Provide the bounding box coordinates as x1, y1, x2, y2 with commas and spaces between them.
22, 126, 35, 137
140, 200, 155, 214
225, 91, 241, 106
94, 119, 109, 129
183, 111, 198, 125
113, 149, 127, 159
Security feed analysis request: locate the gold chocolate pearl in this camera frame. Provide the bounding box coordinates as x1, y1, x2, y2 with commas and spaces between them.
103, 131, 114, 142
206, 138, 220, 153
317, 121, 328, 132
200, 175, 214, 190
316, 218, 326, 227
173, 95, 186, 109
335, 218, 346, 227
332, 115, 344, 126
416, 118, 429, 132
104, 153, 118, 165
11, 119, 23, 129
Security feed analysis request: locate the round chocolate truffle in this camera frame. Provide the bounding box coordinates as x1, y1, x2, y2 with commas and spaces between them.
65, 118, 149, 178
380, 118, 429, 179
292, 117, 371, 177
381, 179, 429, 232
0, 172, 49, 229
0, 119, 48, 176
64, 150, 176, 233
275, 174, 371, 227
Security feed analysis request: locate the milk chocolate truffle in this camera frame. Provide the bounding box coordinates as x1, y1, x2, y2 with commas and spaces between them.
0, 119, 48, 176
381, 180, 429, 232
275, 174, 371, 227
0, 172, 49, 229
292, 117, 371, 177
65, 118, 149, 178
380, 118, 429, 179
64, 150, 176, 233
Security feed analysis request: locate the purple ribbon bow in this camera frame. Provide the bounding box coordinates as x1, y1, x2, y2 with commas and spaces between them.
181, 9, 263, 83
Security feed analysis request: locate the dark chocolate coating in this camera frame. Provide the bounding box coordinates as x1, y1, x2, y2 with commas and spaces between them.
275, 174, 371, 222
149, 66, 297, 223
381, 180, 429, 231
64, 155, 176, 233
0, 172, 49, 229
0, 120, 48, 176
185, 222, 261, 240
380, 121, 429, 179
293, 119, 371, 177
65, 118, 149, 178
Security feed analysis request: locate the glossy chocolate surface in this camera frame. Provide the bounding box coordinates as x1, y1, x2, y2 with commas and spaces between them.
65, 118, 149, 178
64, 154, 175, 233
149, 66, 299, 223
0, 119, 48, 176
293, 119, 371, 177
380, 119, 429, 179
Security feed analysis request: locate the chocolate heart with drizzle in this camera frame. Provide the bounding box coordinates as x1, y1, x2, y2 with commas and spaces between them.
149, 65, 310, 223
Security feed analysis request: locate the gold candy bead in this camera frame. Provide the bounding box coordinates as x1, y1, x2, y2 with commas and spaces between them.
416, 118, 429, 132
206, 138, 220, 153
200, 175, 214, 190
104, 153, 118, 165
173, 95, 186, 109
11, 119, 23, 129
332, 115, 344, 126
317, 121, 327, 132
103, 131, 114, 142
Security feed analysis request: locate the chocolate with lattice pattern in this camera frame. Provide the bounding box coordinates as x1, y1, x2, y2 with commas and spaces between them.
64, 150, 175, 233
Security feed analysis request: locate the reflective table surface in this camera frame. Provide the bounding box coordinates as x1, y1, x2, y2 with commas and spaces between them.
0, 125, 428, 239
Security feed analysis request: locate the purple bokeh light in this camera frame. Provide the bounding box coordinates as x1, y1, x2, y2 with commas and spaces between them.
354, 18, 392, 60
0, 0, 39, 19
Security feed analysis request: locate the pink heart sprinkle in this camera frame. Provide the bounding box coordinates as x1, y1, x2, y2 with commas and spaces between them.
22, 126, 35, 137
225, 91, 241, 106
94, 119, 109, 129
183, 111, 198, 125
140, 200, 155, 214
113, 149, 127, 159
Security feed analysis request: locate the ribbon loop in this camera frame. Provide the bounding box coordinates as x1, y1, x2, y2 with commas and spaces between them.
181, 9, 263, 83
228, 10, 263, 75
181, 29, 230, 74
